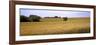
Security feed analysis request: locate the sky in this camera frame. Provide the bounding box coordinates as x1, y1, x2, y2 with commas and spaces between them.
20, 8, 90, 18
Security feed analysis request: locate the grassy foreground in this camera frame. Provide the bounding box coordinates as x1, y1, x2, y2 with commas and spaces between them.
20, 18, 90, 36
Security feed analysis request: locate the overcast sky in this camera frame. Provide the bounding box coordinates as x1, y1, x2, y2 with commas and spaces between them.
20, 8, 90, 18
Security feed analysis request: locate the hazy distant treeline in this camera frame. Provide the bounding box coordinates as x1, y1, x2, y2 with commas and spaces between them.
20, 15, 68, 22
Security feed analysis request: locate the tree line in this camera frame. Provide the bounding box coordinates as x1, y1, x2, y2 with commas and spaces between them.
20, 15, 68, 22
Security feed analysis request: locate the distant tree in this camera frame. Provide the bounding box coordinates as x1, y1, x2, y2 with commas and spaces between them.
54, 16, 59, 18
29, 15, 41, 22
63, 17, 68, 21
20, 15, 30, 22
44, 17, 50, 18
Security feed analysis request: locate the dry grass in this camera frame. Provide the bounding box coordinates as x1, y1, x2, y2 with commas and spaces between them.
20, 18, 90, 36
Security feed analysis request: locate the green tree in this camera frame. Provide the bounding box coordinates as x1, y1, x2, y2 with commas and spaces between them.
29, 15, 41, 22
20, 15, 30, 22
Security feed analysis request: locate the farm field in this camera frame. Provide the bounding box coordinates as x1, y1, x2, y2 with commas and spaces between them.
20, 18, 90, 36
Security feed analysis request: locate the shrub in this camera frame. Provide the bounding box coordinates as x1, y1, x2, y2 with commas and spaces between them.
63, 17, 68, 21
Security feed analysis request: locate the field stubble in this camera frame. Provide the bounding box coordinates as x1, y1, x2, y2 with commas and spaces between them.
20, 18, 90, 36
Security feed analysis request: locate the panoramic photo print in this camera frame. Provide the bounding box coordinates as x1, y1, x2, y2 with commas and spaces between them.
20, 8, 90, 36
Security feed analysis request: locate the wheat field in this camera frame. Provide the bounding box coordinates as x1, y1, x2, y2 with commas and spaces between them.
20, 18, 90, 36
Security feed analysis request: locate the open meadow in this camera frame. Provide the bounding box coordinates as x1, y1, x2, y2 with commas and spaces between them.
20, 18, 90, 36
